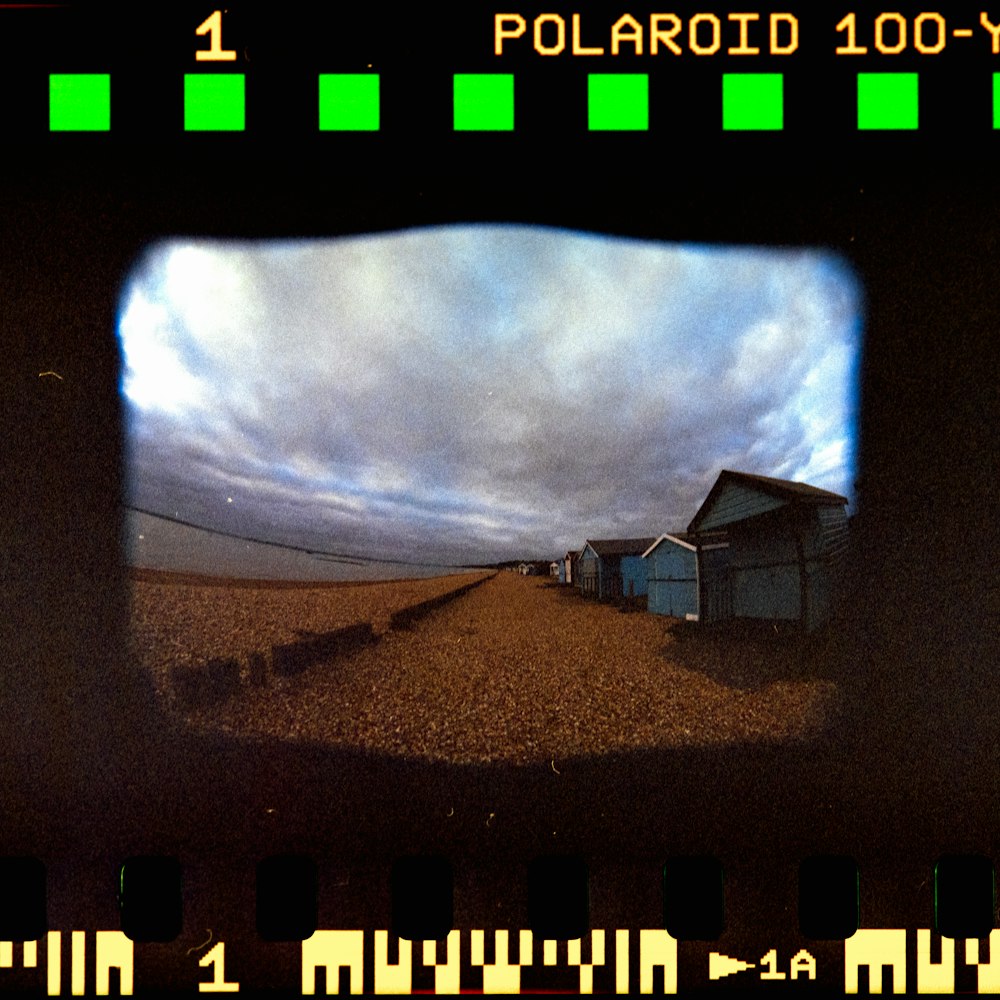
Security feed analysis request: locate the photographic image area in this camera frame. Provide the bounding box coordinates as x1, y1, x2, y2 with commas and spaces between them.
119, 225, 861, 772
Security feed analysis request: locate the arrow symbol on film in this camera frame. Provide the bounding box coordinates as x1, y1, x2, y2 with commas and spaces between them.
709, 952, 756, 980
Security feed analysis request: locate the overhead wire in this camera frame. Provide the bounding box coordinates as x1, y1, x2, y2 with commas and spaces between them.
123, 504, 484, 570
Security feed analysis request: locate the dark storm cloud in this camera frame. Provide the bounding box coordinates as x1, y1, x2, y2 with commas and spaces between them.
119, 227, 860, 571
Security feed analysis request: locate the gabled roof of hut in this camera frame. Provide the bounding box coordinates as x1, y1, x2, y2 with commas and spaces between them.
642, 530, 728, 557
688, 470, 848, 533
584, 537, 658, 558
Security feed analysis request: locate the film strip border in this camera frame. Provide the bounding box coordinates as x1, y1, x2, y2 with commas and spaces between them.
31, 70, 1000, 134
5, 928, 1000, 994
1, 8, 1000, 146
0, 854, 996, 993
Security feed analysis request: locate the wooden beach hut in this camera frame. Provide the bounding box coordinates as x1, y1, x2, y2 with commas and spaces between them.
577, 538, 657, 601
686, 470, 849, 631
559, 549, 579, 585
643, 531, 730, 622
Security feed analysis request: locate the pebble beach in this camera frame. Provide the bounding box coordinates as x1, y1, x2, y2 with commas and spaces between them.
130, 570, 840, 765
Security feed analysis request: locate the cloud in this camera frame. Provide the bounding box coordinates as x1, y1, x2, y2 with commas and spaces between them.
118, 227, 861, 574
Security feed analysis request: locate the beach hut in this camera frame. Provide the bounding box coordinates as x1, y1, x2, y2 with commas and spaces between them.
549, 561, 559, 578
686, 470, 849, 631
577, 538, 657, 601
643, 531, 730, 621
559, 549, 579, 586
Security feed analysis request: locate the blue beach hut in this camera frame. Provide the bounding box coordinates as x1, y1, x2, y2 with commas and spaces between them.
643, 531, 730, 621
687, 470, 849, 631
577, 538, 657, 601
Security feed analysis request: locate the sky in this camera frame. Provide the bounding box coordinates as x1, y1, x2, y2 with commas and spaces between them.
118, 226, 861, 578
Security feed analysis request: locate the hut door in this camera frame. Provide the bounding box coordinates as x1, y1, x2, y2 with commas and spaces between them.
701, 550, 732, 622
708, 573, 731, 621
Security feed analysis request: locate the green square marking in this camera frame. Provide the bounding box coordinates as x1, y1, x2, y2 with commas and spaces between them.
723, 73, 783, 131
857, 73, 918, 130
993, 73, 1000, 129
588, 74, 648, 131
184, 74, 245, 132
319, 74, 379, 131
49, 74, 110, 132
453, 74, 514, 131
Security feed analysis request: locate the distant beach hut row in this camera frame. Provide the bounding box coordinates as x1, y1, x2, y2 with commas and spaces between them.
555, 469, 849, 632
